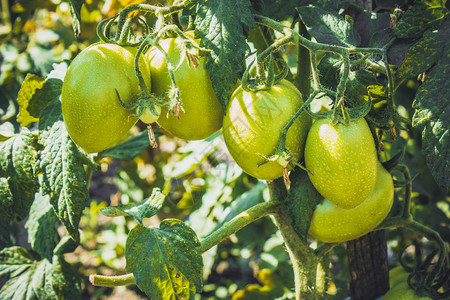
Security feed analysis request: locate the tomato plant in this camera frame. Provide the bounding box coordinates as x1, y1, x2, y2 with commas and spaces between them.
223, 79, 311, 180
1, 1, 448, 300
146, 32, 224, 140
304, 117, 378, 208
62, 43, 151, 153
308, 162, 394, 243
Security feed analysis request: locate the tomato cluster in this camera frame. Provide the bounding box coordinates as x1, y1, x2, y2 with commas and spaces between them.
62, 33, 223, 153
62, 29, 393, 244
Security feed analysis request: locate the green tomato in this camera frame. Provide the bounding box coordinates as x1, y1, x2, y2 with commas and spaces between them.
305, 117, 377, 208
62, 43, 151, 153
146, 33, 223, 140
390, 266, 409, 289
308, 162, 394, 243
139, 105, 161, 124
222, 79, 311, 180
383, 282, 432, 300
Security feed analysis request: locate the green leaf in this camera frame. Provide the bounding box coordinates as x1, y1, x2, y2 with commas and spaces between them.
125, 221, 203, 299
194, 0, 254, 111
101, 188, 165, 223
394, 0, 448, 39
25, 190, 60, 261
0, 128, 39, 220
0, 246, 47, 299
16, 74, 63, 127
53, 236, 79, 257
0, 178, 13, 245
412, 45, 449, 191
101, 129, 162, 161
355, 11, 392, 47
68, 0, 84, 38
38, 102, 89, 243
297, 5, 360, 47
397, 30, 443, 79
0, 178, 14, 219
46, 257, 82, 300
0, 246, 81, 300
286, 168, 322, 241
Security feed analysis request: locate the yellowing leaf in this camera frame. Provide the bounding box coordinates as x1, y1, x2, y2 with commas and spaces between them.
16, 74, 44, 126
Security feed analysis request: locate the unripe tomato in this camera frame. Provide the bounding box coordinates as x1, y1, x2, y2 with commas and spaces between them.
383, 282, 432, 299
305, 117, 377, 208
62, 43, 151, 153
308, 162, 394, 243
223, 80, 311, 180
146, 33, 223, 140
389, 266, 409, 288
139, 105, 161, 124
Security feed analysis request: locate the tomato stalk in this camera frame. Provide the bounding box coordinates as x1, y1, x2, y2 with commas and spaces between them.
268, 178, 333, 299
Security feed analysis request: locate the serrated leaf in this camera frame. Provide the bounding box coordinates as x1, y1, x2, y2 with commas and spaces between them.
125, 220, 203, 299
25, 190, 60, 261
16, 74, 45, 126
194, 0, 254, 111
412, 50, 449, 191
68, 0, 84, 38
297, 5, 360, 47
0, 246, 81, 300
16, 74, 63, 127
0, 129, 39, 220
38, 101, 88, 243
397, 30, 443, 79
286, 168, 322, 241
0, 246, 48, 300
101, 129, 162, 161
101, 188, 165, 223
394, 0, 448, 39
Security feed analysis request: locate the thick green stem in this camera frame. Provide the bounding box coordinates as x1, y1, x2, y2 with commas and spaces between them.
199, 200, 281, 253
89, 273, 135, 286
268, 179, 327, 299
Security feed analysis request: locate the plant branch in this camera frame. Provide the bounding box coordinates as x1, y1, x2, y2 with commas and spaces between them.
199, 200, 281, 253
89, 273, 135, 287
89, 199, 282, 287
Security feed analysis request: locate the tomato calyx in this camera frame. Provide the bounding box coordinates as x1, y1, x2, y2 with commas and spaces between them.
258, 148, 309, 186
116, 89, 162, 148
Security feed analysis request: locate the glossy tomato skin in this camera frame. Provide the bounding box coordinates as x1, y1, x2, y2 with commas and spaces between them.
308, 163, 394, 243
146, 33, 223, 140
305, 117, 377, 208
223, 79, 311, 180
383, 282, 432, 300
62, 43, 151, 153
